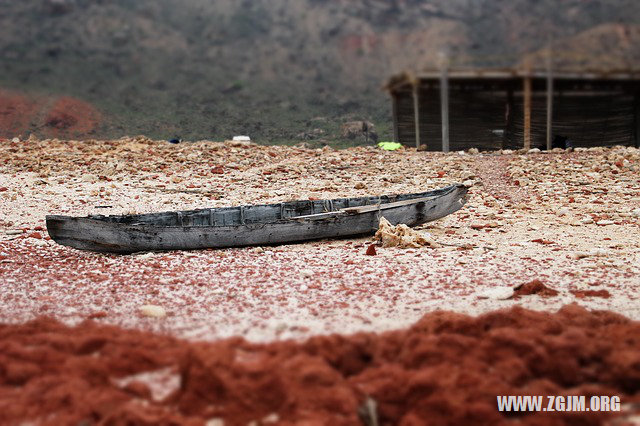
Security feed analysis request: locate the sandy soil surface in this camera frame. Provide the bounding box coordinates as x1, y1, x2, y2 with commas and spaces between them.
1, 137, 639, 342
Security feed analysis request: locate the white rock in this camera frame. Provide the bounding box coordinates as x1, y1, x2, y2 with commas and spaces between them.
205, 419, 225, 426
596, 220, 615, 226
301, 269, 313, 278
632, 208, 640, 218
501, 149, 513, 155
262, 413, 280, 424
468, 148, 479, 155
528, 148, 541, 154
477, 287, 514, 300
232, 135, 251, 141
139, 304, 166, 318
572, 249, 608, 260
11, 137, 19, 143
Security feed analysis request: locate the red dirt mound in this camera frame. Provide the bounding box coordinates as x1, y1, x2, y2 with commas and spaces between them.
0, 89, 101, 139
43, 96, 101, 137
0, 90, 38, 138
513, 279, 560, 298
0, 304, 638, 425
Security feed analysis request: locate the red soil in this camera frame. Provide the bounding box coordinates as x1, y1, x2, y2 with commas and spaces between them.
43, 96, 101, 138
0, 89, 101, 139
571, 289, 612, 299
1, 304, 638, 425
0, 90, 38, 138
513, 279, 560, 298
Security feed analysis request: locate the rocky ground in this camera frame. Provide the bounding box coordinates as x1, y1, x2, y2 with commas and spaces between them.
0, 137, 639, 341
1, 137, 640, 424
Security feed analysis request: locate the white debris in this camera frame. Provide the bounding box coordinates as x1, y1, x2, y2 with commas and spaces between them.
139, 304, 166, 318
232, 136, 251, 141
374, 217, 440, 248
477, 287, 515, 300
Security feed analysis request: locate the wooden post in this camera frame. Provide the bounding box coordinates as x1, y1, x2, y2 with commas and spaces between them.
440, 66, 450, 153
545, 46, 554, 151
523, 74, 532, 150
546, 73, 553, 151
635, 92, 640, 148
392, 92, 399, 143
505, 86, 514, 148
412, 83, 421, 149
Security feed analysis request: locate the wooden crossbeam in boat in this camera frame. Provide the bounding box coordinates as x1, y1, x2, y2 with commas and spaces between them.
290, 196, 438, 220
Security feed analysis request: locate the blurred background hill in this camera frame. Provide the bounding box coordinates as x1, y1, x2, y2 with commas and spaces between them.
1, 0, 639, 145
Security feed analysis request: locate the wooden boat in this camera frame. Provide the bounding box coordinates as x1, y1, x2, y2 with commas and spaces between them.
46, 184, 469, 254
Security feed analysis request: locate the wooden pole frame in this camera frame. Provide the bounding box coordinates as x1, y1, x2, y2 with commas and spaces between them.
412, 83, 421, 149
546, 45, 554, 151
523, 74, 532, 150
635, 91, 640, 148
392, 92, 400, 143
546, 72, 554, 151
440, 66, 450, 153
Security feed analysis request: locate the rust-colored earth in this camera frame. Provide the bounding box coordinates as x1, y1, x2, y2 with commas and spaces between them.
0, 89, 100, 139
1, 305, 638, 425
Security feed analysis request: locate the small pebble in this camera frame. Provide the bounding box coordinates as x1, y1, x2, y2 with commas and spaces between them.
139, 305, 166, 318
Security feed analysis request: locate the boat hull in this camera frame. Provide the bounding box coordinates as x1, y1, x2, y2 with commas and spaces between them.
46, 184, 468, 254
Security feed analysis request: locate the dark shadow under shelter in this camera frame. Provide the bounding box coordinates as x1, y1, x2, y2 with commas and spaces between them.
386, 69, 640, 152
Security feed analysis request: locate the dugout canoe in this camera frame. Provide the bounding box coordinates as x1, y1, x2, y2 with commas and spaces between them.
46, 183, 469, 254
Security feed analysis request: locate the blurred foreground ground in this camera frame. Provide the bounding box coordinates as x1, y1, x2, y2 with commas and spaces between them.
0, 137, 639, 341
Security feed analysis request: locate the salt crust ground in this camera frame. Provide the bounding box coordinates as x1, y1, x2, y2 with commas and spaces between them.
1, 137, 639, 342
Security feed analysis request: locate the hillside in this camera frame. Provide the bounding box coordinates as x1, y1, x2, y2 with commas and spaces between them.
1, 0, 639, 144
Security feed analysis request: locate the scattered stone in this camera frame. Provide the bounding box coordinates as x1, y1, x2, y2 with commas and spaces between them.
477, 287, 514, 300
571, 289, 611, 299
354, 182, 366, 190
262, 413, 280, 424
528, 148, 541, 154
571, 249, 608, 260
511, 280, 559, 298
596, 220, 615, 226
139, 305, 166, 318
467, 148, 479, 155
365, 244, 377, 256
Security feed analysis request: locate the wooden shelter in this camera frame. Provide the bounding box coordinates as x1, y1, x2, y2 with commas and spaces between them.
385, 68, 640, 152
